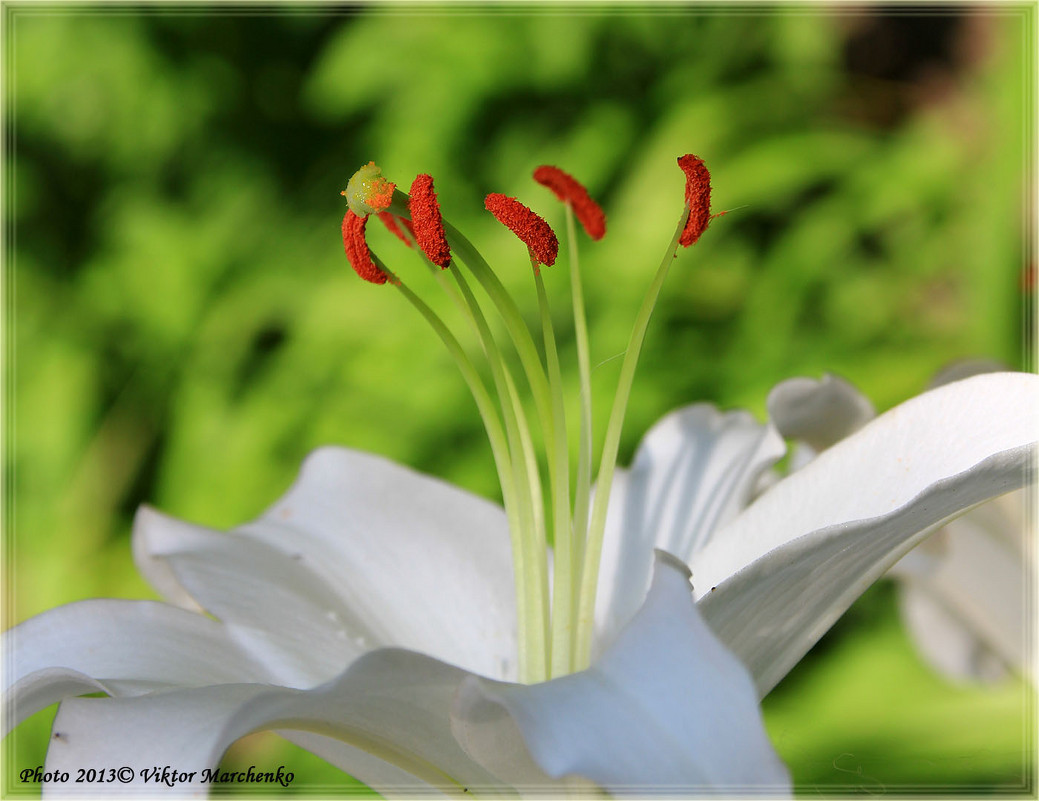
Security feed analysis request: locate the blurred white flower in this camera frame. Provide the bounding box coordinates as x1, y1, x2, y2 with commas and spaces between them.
891, 488, 1030, 683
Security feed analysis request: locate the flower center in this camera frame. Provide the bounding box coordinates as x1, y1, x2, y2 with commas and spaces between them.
340, 158, 710, 682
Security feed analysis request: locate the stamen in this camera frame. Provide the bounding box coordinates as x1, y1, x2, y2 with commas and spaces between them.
533, 165, 606, 241
575, 175, 706, 667
484, 193, 559, 268
378, 212, 415, 248
338, 153, 719, 681
341, 210, 390, 285
409, 174, 453, 268
344, 161, 396, 217
677, 154, 712, 247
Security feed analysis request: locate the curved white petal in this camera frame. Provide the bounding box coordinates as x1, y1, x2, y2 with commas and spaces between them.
136, 447, 517, 680
767, 367, 1030, 683
594, 405, 785, 651
41, 655, 519, 796
131, 509, 204, 614
454, 552, 790, 795
3, 600, 271, 734
767, 373, 874, 454
695, 372, 1039, 695
134, 507, 366, 687
43, 684, 274, 797
892, 489, 1029, 682
35, 557, 789, 797
6, 671, 109, 738
281, 731, 449, 799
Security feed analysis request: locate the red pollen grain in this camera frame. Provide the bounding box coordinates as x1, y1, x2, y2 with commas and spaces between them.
677, 154, 712, 247
378, 212, 416, 248
367, 178, 396, 214
409, 174, 452, 268
342, 210, 389, 285
533, 165, 606, 241
484, 193, 559, 267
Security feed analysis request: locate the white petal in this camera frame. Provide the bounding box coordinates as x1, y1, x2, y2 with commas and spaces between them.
454, 552, 791, 794
594, 405, 785, 651
43, 684, 273, 797
34, 560, 790, 797
281, 731, 449, 799
42, 652, 523, 796
899, 587, 1009, 682
131, 507, 204, 613
695, 372, 1039, 695
766, 373, 874, 453
136, 447, 517, 680
3, 600, 270, 734
6, 671, 109, 737
772, 366, 1028, 682
134, 507, 366, 687
892, 489, 1029, 682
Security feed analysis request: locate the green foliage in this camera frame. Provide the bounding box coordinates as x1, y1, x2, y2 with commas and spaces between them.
4, 6, 1034, 795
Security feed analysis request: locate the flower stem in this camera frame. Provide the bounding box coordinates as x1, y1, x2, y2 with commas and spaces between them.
573, 206, 690, 669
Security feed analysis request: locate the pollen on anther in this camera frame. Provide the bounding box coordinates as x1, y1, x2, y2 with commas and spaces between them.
342, 210, 389, 285
533, 165, 606, 241
485, 193, 559, 267
409, 174, 452, 268
677, 154, 712, 247
378, 212, 416, 248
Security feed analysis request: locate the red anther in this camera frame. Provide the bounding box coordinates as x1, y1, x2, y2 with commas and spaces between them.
409, 174, 452, 268
484, 193, 559, 267
533, 165, 606, 241
342, 210, 389, 285
378, 212, 416, 248
677, 154, 712, 247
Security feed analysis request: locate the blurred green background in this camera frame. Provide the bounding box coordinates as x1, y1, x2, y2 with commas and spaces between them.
3, 4, 1035, 796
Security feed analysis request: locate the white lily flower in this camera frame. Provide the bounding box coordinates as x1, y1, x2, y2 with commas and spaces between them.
7, 371, 1035, 795
4, 157, 1037, 796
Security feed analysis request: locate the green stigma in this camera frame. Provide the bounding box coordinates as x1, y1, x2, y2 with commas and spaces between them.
344, 161, 396, 217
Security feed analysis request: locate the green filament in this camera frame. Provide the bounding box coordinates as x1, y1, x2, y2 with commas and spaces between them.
378, 187, 692, 681
392, 281, 543, 680
390, 216, 551, 683
449, 264, 551, 682
534, 264, 576, 678
573, 206, 691, 669
566, 204, 594, 611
